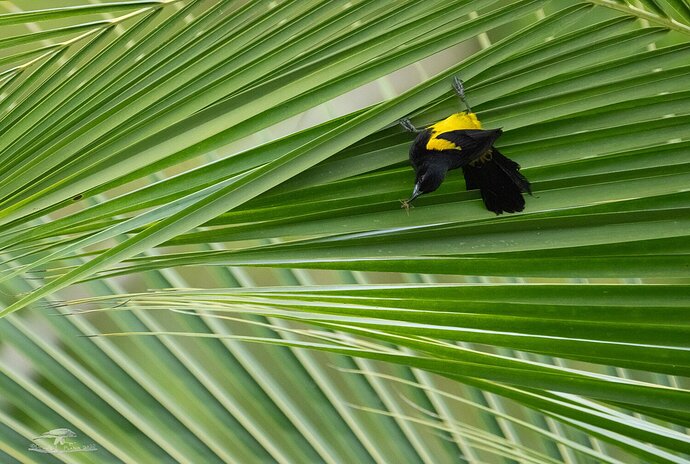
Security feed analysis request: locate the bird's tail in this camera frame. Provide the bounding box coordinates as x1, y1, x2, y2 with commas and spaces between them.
462, 149, 531, 214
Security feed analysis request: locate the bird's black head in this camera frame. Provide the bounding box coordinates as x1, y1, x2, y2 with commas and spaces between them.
407, 162, 448, 204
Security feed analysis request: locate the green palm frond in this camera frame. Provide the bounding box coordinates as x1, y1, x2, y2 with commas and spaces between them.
65, 283, 690, 462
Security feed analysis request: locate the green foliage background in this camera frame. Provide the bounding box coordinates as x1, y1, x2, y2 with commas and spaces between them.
0, 0, 688, 463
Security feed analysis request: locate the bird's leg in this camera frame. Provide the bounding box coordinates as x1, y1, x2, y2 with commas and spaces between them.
469, 148, 494, 167
452, 76, 472, 113
399, 117, 421, 133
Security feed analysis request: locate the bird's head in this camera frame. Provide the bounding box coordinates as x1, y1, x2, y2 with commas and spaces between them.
406, 163, 448, 205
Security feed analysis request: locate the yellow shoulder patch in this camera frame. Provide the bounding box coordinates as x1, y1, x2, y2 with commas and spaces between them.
426, 112, 482, 151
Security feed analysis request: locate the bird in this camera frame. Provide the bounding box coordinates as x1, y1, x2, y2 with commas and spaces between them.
399, 77, 531, 214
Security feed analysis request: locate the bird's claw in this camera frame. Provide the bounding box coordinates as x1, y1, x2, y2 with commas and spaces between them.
399, 118, 419, 133
452, 76, 465, 98
452, 76, 472, 112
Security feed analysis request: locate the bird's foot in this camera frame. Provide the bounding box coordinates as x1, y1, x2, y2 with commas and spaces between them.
452, 76, 472, 113
399, 118, 420, 133
469, 148, 494, 167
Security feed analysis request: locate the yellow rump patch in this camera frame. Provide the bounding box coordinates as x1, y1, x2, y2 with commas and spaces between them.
426, 112, 482, 151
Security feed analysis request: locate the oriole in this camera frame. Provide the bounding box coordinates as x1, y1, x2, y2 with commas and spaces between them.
400, 77, 531, 214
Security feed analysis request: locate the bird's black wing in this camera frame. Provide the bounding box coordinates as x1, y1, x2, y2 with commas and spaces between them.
436, 128, 503, 165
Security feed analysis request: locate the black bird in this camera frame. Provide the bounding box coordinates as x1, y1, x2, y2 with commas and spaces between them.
400, 77, 531, 214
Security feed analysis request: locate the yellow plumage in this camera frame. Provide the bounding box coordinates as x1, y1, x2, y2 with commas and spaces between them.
425, 112, 482, 151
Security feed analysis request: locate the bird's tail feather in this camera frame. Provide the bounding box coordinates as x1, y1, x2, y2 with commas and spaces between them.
462, 149, 530, 214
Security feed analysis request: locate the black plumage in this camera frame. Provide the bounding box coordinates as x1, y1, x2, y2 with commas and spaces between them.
403, 113, 531, 214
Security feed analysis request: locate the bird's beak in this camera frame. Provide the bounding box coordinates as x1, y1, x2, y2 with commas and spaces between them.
406, 184, 422, 204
